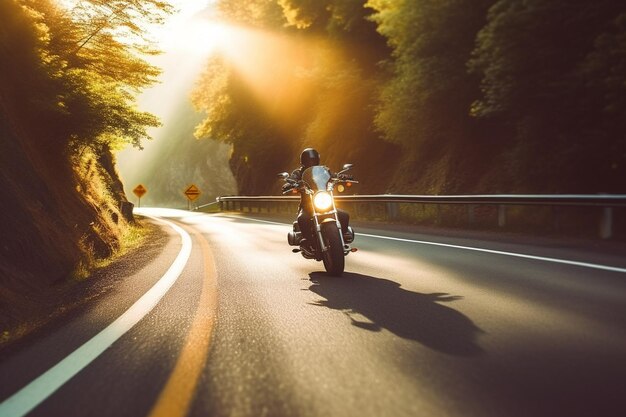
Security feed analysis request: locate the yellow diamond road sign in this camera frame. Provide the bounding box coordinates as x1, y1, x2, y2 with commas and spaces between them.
133, 184, 147, 199
184, 184, 201, 201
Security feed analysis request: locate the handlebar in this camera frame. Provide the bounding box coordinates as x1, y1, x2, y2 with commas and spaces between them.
332, 175, 358, 184
282, 179, 304, 194
281, 176, 358, 194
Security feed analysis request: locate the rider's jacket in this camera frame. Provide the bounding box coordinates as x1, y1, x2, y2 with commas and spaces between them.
289, 166, 313, 213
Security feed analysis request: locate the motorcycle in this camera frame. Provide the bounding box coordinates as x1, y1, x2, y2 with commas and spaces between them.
278, 164, 358, 276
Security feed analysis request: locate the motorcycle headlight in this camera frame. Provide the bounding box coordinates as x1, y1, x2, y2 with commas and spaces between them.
313, 191, 333, 211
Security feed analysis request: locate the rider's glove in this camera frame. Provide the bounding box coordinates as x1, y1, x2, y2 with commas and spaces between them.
282, 183, 292, 192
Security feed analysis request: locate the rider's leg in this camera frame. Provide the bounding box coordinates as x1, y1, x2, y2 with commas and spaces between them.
297, 211, 315, 248
337, 209, 349, 233
337, 209, 354, 243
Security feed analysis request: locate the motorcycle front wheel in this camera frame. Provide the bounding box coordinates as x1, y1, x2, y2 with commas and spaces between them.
321, 222, 345, 276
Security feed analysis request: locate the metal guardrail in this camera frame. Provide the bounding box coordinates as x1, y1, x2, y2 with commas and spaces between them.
197, 194, 626, 239
214, 194, 626, 207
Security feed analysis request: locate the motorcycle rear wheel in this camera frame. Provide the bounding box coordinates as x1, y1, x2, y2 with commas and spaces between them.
321, 222, 345, 276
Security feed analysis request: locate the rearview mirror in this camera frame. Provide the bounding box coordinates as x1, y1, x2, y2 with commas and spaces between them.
339, 163, 353, 174
277, 172, 289, 179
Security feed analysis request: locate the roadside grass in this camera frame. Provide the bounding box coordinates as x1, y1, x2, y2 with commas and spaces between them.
1, 216, 159, 350
71, 217, 154, 281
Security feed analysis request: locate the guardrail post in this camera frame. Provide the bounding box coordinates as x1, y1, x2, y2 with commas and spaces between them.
468, 204, 476, 226
386, 202, 399, 221
498, 205, 506, 228
552, 206, 560, 233
362, 202, 368, 219
600, 207, 613, 239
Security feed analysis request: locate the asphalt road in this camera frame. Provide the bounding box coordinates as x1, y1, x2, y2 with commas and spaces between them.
1, 208, 625, 417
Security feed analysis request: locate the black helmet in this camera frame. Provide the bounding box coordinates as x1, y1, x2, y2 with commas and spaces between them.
300, 148, 320, 168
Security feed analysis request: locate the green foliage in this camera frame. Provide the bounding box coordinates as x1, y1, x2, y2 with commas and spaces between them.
1, 0, 171, 154
192, 0, 395, 193
577, 12, 626, 138
219, 0, 283, 27
279, 0, 371, 34
194, 0, 626, 194
192, 57, 234, 142
0, 0, 172, 304
192, 55, 295, 194
368, 0, 493, 150
469, 0, 626, 191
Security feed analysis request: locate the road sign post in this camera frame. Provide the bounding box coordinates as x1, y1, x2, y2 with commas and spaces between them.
133, 184, 147, 208
184, 184, 201, 210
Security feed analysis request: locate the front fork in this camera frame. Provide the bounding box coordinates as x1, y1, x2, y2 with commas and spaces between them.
309, 193, 346, 253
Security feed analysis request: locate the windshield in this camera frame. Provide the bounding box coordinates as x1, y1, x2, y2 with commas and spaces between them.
301, 166, 331, 192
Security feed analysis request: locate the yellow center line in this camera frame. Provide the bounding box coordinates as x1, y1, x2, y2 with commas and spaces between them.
147, 226, 218, 417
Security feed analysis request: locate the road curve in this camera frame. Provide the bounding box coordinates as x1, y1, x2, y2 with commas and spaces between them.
1, 208, 625, 417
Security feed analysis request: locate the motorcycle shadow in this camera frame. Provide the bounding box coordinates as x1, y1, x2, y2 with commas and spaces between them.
308, 272, 483, 356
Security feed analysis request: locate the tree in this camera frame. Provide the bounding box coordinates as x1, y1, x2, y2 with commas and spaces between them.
192, 0, 395, 193
469, 0, 626, 191
192, 55, 294, 194
12, 0, 174, 153
368, 0, 491, 146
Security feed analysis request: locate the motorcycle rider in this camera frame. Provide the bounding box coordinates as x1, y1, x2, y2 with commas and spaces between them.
284, 148, 351, 250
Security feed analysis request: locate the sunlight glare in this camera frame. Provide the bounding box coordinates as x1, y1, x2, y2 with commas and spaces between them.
164, 21, 239, 58
211, 26, 325, 132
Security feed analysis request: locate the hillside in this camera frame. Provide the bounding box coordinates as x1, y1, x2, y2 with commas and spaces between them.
0, 0, 173, 339
0, 100, 133, 335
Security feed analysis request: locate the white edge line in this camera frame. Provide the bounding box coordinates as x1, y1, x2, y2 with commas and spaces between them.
0, 216, 192, 417
215, 213, 626, 274
357, 233, 626, 274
